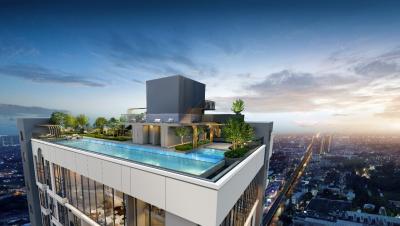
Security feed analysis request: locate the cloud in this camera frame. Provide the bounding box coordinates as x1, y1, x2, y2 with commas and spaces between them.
101, 33, 217, 77
293, 120, 319, 127
0, 38, 40, 60
235, 70, 358, 112
375, 97, 400, 119
212, 46, 400, 117
0, 64, 106, 87
131, 78, 144, 84
353, 60, 399, 77
379, 47, 400, 61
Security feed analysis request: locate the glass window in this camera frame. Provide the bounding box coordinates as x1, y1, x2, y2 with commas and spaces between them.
42, 214, 51, 226
151, 205, 165, 226
75, 173, 84, 211
39, 189, 48, 208
57, 202, 68, 225
49, 197, 55, 218
88, 178, 98, 222
104, 185, 114, 226
45, 160, 52, 190
114, 190, 125, 226
71, 214, 82, 226
65, 168, 71, 202
136, 199, 150, 226
96, 182, 106, 225
82, 176, 91, 215
53, 164, 66, 197
69, 171, 77, 207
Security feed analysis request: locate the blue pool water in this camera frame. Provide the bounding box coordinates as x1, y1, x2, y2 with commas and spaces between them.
54, 138, 225, 176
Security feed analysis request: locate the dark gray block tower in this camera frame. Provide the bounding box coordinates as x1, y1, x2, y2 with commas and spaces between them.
146, 75, 206, 123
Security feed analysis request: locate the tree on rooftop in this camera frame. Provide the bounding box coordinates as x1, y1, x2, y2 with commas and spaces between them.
175, 126, 190, 144
94, 117, 108, 134
63, 114, 76, 130
50, 112, 67, 126
107, 117, 120, 136
197, 126, 206, 141
222, 117, 254, 150
76, 114, 89, 131
231, 99, 245, 115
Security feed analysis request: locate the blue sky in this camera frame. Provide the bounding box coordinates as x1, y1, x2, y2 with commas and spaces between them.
1, 0, 400, 133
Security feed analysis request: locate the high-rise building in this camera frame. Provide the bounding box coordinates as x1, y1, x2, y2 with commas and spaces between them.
18, 75, 273, 226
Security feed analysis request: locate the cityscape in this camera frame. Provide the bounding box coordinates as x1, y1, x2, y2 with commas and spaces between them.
1, 131, 400, 225
1, 1, 400, 226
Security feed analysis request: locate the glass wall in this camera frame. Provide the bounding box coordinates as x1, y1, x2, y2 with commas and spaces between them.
114, 190, 125, 226
35, 153, 45, 184
45, 160, 52, 189
34, 149, 52, 188
48, 163, 165, 226
53, 164, 66, 197
57, 202, 69, 226
151, 206, 165, 226
220, 176, 259, 226
136, 199, 150, 226
96, 182, 106, 225
39, 189, 48, 208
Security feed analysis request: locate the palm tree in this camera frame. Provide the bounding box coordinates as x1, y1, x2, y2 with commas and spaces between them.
231, 99, 245, 115
175, 127, 190, 144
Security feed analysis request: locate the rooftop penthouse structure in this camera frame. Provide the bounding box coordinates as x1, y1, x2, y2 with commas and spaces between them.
17, 75, 273, 226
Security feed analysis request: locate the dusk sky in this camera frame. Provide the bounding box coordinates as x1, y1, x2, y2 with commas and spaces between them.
1, 0, 400, 133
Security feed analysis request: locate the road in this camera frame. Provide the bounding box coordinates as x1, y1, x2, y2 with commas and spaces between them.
262, 136, 315, 226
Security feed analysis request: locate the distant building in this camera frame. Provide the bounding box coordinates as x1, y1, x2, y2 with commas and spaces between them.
294, 199, 400, 226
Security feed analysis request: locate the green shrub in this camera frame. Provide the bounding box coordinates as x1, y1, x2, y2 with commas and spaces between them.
84, 133, 131, 141
175, 143, 193, 151
198, 139, 210, 146
224, 146, 250, 158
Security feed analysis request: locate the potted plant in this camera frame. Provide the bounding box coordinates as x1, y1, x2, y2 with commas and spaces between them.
231, 99, 244, 115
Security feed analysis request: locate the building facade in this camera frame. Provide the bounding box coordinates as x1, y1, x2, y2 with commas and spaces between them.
18, 75, 274, 226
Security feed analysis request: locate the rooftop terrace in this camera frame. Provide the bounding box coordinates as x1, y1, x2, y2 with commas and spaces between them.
37, 136, 263, 182
53, 137, 225, 177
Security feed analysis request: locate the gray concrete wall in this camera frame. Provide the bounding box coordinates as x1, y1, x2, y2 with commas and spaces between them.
17, 117, 50, 226
160, 125, 192, 147
132, 124, 149, 144
149, 125, 161, 145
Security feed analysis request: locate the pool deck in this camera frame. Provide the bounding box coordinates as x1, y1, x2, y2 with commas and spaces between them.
48, 137, 227, 178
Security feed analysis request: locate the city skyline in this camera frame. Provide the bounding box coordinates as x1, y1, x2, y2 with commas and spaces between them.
1, 1, 400, 133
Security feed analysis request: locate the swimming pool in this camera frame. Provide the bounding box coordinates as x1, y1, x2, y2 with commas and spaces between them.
54, 138, 225, 176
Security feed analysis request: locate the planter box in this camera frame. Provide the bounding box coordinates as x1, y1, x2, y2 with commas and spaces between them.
224, 156, 243, 165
